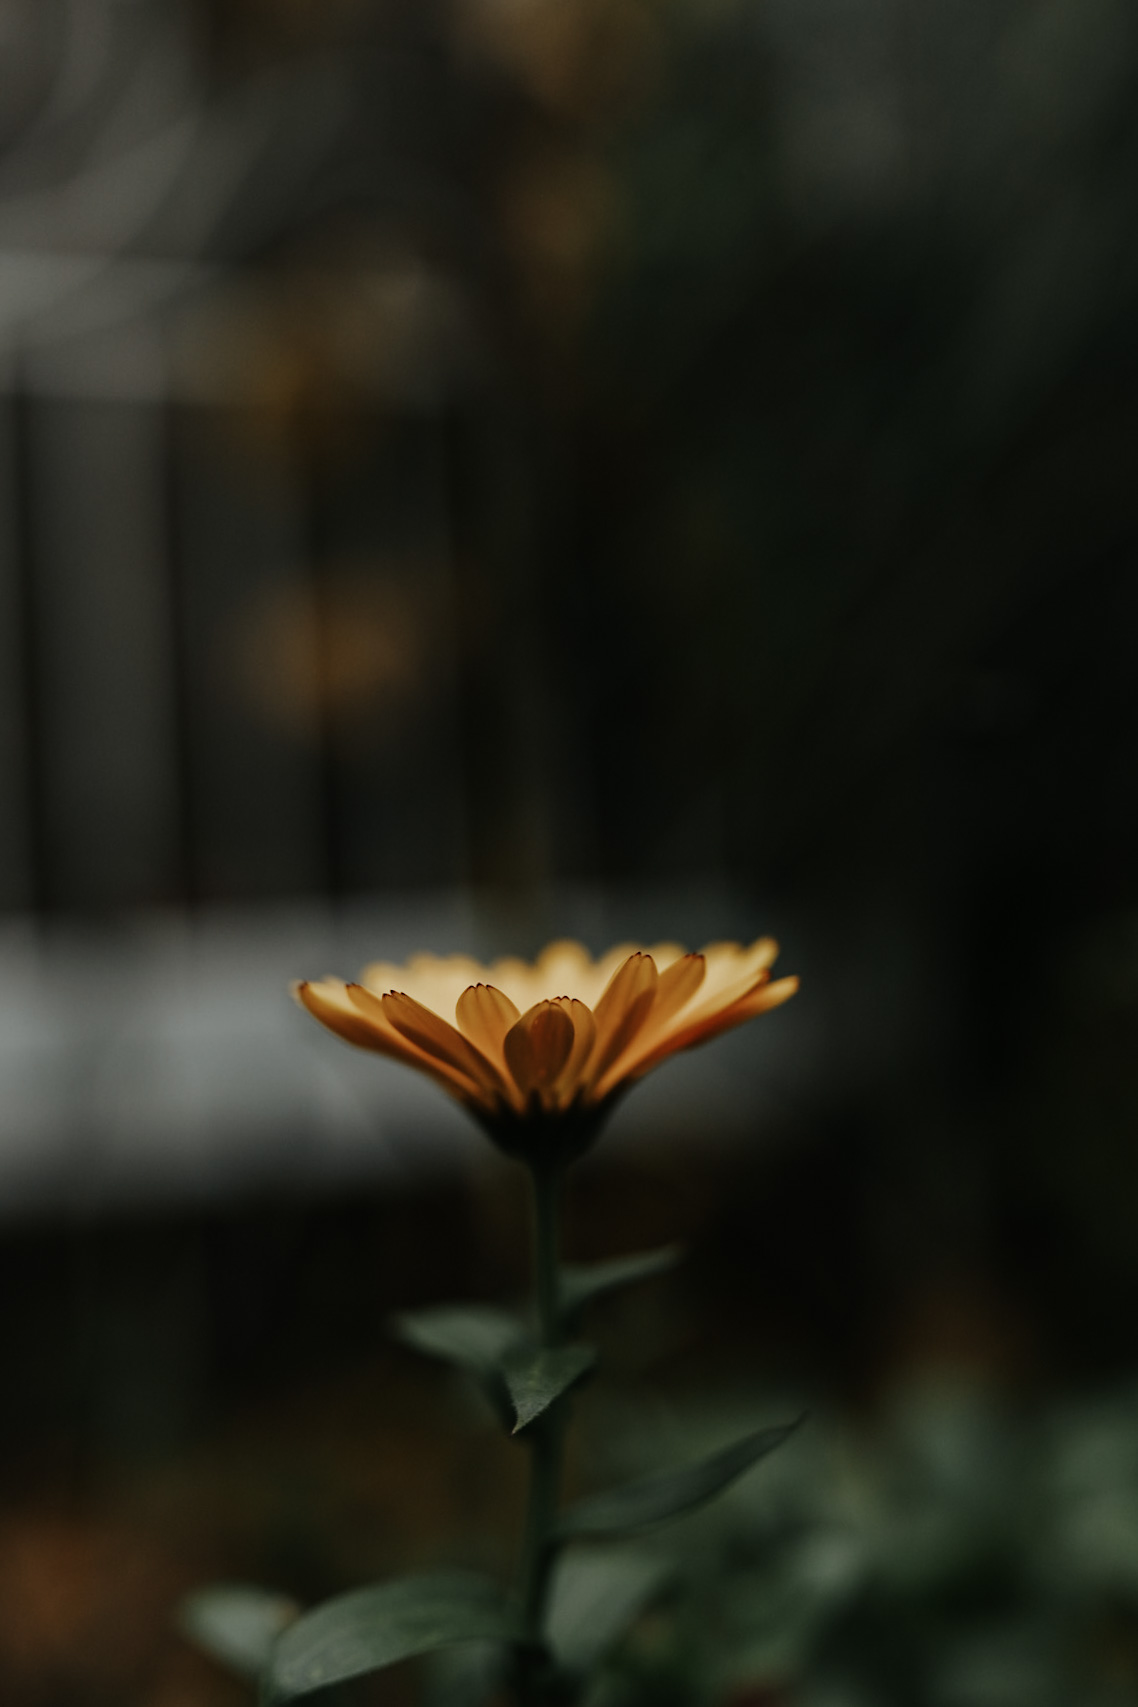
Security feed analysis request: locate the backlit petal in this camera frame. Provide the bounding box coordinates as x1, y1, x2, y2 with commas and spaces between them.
504, 1000, 576, 1103
653, 940, 782, 1047
650, 951, 706, 1024
343, 982, 496, 1101
380, 990, 506, 1099
535, 939, 593, 998
455, 983, 520, 1068
587, 952, 659, 1088
362, 953, 486, 1017
594, 952, 705, 1096
629, 974, 800, 1078
645, 941, 686, 973
298, 979, 488, 1105
297, 935, 797, 1134
295, 979, 395, 1055
697, 938, 779, 1004
486, 956, 538, 1011
551, 998, 597, 1108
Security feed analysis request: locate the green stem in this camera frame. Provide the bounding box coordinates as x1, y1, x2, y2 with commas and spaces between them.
532, 1162, 563, 1351
516, 1162, 567, 1700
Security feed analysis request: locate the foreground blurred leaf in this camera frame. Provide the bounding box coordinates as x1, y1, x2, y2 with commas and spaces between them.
180, 1584, 300, 1679
559, 1248, 683, 1325
262, 1572, 515, 1706
502, 1343, 597, 1432
558, 1418, 804, 1539
392, 1304, 525, 1374
423, 1639, 507, 1707
548, 1545, 674, 1672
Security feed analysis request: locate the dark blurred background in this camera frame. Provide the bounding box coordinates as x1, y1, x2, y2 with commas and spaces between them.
1, 0, 1138, 1702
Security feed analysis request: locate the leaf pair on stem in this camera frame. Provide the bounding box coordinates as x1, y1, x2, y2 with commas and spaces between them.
184, 1227, 802, 1705
392, 1244, 682, 1435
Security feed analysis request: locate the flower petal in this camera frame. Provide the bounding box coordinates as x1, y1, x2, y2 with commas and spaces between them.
297, 937, 796, 1126
645, 941, 687, 973
550, 998, 597, 1108
586, 952, 659, 1089
486, 956, 539, 1011
673, 973, 800, 1051
593, 952, 705, 1097
535, 938, 592, 992
585, 941, 640, 1000
491, 941, 634, 1010
651, 951, 706, 1024
455, 983, 520, 1069
297, 979, 487, 1103
378, 989, 507, 1100
630, 974, 800, 1078
504, 1000, 577, 1103
294, 979, 396, 1055
362, 954, 487, 1016
698, 938, 780, 1004
652, 939, 783, 1048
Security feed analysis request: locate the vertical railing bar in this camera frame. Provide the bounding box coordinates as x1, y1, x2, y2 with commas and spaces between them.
305, 439, 343, 905
11, 371, 49, 918
160, 393, 199, 911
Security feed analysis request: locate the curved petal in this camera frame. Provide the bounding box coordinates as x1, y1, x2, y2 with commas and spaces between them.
585, 952, 659, 1091
298, 938, 797, 1125
485, 956, 539, 1011
644, 941, 687, 973
630, 974, 800, 1079
497, 943, 637, 1012
491, 941, 636, 1011
550, 998, 597, 1108
298, 979, 484, 1104
649, 939, 782, 1049
504, 1001, 577, 1105
650, 951, 706, 1025
379, 990, 508, 1101
696, 938, 779, 1002
295, 979, 397, 1056
584, 942, 641, 1002
362, 953, 488, 1017
455, 983, 520, 1072
534, 939, 593, 997
593, 953, 705, 1097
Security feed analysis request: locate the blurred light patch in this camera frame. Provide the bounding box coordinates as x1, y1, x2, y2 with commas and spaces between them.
230, 0, 368, 45
498, 147, 619, 336
175, 242, 477, 449
223, 563, 436, 746
454, 0, 661, 118
0, 4, 68, 152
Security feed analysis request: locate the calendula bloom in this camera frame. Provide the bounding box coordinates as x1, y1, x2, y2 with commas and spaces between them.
295, 938, 797, 1160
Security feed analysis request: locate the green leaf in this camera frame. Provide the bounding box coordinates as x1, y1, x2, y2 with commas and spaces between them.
558, 1247, 683, 1325
391, 1305, 525, 1375
180, 1583, 300, 1679
423, 1640, 507, 1707
557, 1417, 805, 1540
501, 1344, 597, 1433
547, 1546, 674, 1673
261, 1571, 515, 1706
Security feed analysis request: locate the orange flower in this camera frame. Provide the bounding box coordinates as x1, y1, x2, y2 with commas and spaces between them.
295, 938, 797, 1159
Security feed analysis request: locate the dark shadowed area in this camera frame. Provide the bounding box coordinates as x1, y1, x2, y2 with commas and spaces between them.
0, 1, 1136, 1702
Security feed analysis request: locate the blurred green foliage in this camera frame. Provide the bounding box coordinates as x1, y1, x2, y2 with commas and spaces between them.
566, 1380, 1138, 1707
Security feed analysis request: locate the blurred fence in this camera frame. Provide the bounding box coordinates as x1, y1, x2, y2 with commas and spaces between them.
0, 0, 562, 917
0, 15, 470, 913
3, 0, 1138, 919
1, 0, 1138, 1227
0, 378, 472, 912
